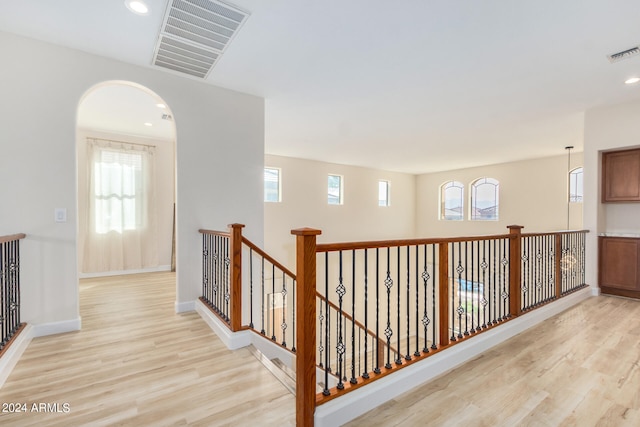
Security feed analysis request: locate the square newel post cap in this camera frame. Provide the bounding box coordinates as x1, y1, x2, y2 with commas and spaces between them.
507, 225, 524, 233
228, 223, 245, 229
291, 227, 322, 236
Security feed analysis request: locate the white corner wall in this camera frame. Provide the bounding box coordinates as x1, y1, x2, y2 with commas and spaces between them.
416, 153, 584, 238
0, 32, 264, 331
583, 98, 640, 290
264, 155, 416, 268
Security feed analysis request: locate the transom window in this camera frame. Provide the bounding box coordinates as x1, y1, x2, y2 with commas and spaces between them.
264, 167, 281, 202
328, 174, 343, 205
378, 180, 390, 206
470, 177, 499, 221
569, 167, 583, 203
440, 181, 464, 220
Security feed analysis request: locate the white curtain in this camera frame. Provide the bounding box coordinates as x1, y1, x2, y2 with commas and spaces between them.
83, 138, 158, 273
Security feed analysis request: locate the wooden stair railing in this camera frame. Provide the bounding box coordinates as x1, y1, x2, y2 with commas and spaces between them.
0, 233, 27, 358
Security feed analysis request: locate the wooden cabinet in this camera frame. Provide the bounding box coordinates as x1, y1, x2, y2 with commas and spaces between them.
602, 148, 640, 202
599, 236, 640, 298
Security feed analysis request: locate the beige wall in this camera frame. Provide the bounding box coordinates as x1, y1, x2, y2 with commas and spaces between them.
416, 154, 584, 238
584, 98, 640, 289
0, 32, 264, 328
264, 155, 416, 268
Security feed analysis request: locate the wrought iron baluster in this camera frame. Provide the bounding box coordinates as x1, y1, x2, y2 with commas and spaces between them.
260, 257, 265, 335
414, 245, 420, 357
271, 263, 276, 341
451, 242, 456, 341
480, 240, 488, 328
465, 241, 470, 336
501, 238, 508, 319
456, 242, 464, 339
374, 248, 381, 374
281, 271, 287, 347
384, 248, 393, 369
431, 245, 437, 350
350, 250, 356, 384
363, 248, 370, 379
292, 278, 296, 353
421, 244, 430, 353
249, 248, 254, 329
396, 246, 402, 365
323, 252, 330, 395
336, 251, 346, 390
405, 245, 411, 361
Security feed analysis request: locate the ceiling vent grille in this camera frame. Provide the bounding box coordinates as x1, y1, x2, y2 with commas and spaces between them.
152, 0, 249, 78
607, 46, 640, 63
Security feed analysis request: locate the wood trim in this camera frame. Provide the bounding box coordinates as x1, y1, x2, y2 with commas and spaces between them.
521, 229, 589, 238
291, 228, 322, 427
242, 237, 296, 279
599, 286, 640, 299
0, 233, 26, 244
0, 323, 27, 359
198, 229, 230, 237
316, 234, 512, 253
555, 234, 562, 299
508, 226, 523, 317
438, 242, 450, 347
229, 224, 244, 332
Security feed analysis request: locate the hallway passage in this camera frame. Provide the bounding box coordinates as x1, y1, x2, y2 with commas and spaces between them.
0, 272, 295, 426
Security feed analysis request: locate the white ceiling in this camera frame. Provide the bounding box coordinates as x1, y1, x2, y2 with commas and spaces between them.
2, 0, 640, 173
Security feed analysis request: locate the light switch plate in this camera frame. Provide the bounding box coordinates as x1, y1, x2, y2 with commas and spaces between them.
55, 208, 67, 223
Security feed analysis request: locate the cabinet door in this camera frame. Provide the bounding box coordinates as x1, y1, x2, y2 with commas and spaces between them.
602, 149, 640, 202
599, 238, 640, 291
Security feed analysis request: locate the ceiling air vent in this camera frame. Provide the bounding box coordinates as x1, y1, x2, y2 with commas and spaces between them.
152, 0, 249, 78
607, 46, 640, 63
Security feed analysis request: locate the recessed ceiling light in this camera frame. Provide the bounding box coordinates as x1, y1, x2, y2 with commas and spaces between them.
625, 77, 640, 85
156, 103, 166, 109
125, 0, 149, 15
144, 122, 153, 127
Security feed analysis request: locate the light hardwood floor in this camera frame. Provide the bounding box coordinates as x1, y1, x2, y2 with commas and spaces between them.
2, 274, 640, 426
0, 272, 295, 426
347, 294, 640, 427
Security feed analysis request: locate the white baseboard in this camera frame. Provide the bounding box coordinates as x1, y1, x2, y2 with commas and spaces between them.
195, 300, 252, 350
79, 265, 172, 279
0, 324, 33, 389
315, 287, 592, 427
175, 300, 196, 313
591, 285, 601, 296
32, 317, 82, 338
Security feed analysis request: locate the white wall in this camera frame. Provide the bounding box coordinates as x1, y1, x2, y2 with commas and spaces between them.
264, 155, 416, 268
76, 128, 175, 274
416, 154, 584, 238
0, 32, 264, 330
584, 98, 640, 290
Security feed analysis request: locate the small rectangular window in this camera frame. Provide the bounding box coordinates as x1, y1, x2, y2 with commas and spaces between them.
264, 167, 281, 202
378, 180, 390, 206
328, 174, 343, 205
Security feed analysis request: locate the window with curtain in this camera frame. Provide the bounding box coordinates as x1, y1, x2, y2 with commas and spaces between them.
83, 138, 158, 273
470, 177, 499, 221
440, 180, 464, 220
569, 167, 583, 203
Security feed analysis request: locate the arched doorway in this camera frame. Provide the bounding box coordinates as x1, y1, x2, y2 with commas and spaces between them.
76, 81, 177, 282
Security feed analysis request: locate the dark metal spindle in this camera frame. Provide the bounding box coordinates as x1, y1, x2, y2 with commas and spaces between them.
260, 257, 265, 335
323, 252, 330, 395
249, 248, 254, 328
396, 246, 402, 365
351, 250, 357, 384
414, 245, 420, 357
405, 245, 411, 361
451, 242, 456, 341
431, 245, 437, 350
375, 248, 381, 374
363, 249, 370, 379
336, 251, 345, 390
384, 248, 393, 369
281, 271, 287, 347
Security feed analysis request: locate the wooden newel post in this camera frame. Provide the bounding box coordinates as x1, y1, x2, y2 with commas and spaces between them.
438, 242, 450, 347
555, 234, 562, 299
292, 227, 322, 427
507, 225, 523, 317
229, 223, 245, 332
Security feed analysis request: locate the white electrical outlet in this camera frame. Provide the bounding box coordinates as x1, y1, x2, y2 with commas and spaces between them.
54, 208, 67, 223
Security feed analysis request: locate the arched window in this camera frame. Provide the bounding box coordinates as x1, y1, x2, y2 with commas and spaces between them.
471, 178, 499, 221
440, 181, 464, 220
569, 167, 583, 203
